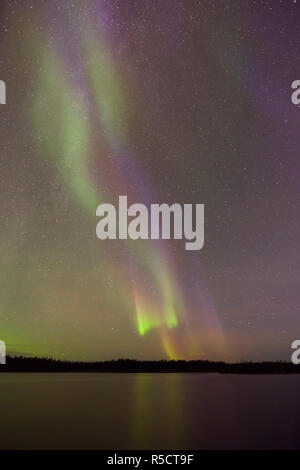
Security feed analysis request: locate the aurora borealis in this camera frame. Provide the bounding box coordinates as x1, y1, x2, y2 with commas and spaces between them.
0, 0, 299, 361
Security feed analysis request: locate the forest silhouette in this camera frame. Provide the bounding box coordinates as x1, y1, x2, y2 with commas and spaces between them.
1, 356, 300, 374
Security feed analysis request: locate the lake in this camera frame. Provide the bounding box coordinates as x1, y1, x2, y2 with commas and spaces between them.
0, 373, 299, 449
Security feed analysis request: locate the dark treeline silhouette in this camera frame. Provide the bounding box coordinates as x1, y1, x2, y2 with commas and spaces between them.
1, 356, 300, 374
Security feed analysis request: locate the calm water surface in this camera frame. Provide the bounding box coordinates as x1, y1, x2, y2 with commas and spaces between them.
0, 373, 299, 449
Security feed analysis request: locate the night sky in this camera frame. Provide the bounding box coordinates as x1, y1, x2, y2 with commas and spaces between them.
0, 0, 299, 361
